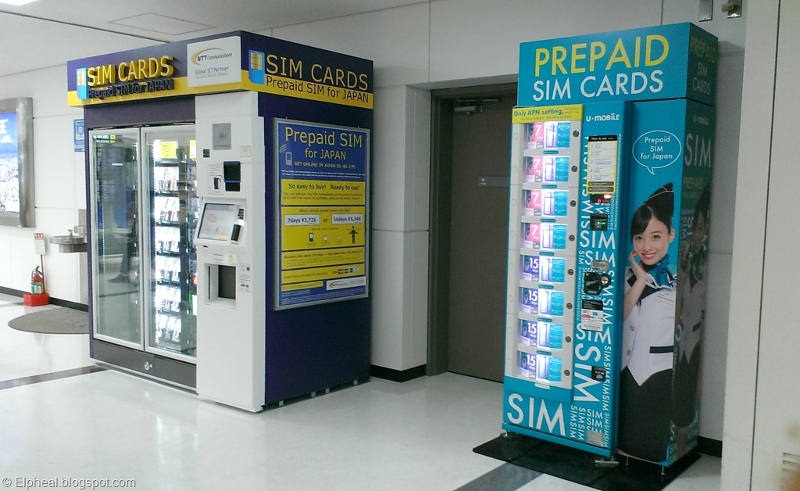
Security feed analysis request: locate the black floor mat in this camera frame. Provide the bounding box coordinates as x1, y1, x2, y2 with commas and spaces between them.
474, 433, 700, 491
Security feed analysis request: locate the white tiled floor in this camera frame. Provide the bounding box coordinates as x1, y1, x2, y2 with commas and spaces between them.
0, 295, 92, 381
0, 292, 721, 490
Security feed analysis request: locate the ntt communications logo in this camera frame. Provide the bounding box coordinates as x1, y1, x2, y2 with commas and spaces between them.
186, 36, 242, 87
191, 48, 234, 65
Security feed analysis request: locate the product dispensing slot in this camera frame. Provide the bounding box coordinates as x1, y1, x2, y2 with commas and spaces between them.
208, 264, 237, 303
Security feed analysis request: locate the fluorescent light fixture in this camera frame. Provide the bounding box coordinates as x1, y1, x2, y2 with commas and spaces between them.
0, 0, 40, 5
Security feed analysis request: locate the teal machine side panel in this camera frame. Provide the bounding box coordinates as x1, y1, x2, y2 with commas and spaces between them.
572, 101, 629, 451
617, 98, 714, 466
617, 99, 687, 465
503, 101, 628, 456
673, 100, 714, 462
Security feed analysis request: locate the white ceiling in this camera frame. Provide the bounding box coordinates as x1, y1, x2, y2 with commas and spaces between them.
0, 0, 423, 77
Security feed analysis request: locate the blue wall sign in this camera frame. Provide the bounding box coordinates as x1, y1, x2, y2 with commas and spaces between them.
274, 119, 370, 309
74, 119, 85, 152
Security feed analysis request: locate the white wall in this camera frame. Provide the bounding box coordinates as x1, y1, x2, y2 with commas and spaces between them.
0, 29, 159, 303
720, 0, 778, 484
723, 0, 800, 489
752, 0, 800, 481
0, 66, 86, 302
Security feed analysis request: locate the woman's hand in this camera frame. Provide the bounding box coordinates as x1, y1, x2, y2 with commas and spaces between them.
624, 251, 647, 318
628, 251, 647, 285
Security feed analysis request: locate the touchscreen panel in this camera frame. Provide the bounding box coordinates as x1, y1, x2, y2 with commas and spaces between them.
198, 203, 237, 241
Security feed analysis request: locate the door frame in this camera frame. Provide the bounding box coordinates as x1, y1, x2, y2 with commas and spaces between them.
140, 124, 197, 364
89, 127, 145, 351
427, 83, 517, 375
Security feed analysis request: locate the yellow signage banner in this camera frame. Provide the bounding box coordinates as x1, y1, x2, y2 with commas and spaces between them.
280, 206, 365, 251
512, 104, 583, 123
67, 76, 244, 106
275, 119, 369, 308
69, 70, 374, 109
281, 179, 365, 206
281, 281, 324, 292
281, 247, 365, 270
281, 263, 365, 285
241, 73, 373, 109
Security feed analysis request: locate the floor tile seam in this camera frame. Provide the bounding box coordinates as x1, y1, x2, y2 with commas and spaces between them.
453, 461, 544, 491
0, 365, 105, 391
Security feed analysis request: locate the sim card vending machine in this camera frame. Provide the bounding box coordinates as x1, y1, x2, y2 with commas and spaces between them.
502, 23, 717, 466
504, 102, 629, 457
70, 31, 372, 412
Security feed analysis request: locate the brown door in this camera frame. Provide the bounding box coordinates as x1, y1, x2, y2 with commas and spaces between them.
445, 93, 514, 381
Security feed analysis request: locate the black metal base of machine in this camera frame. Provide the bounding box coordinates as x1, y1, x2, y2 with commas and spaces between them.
92, 339, 196, 389
474, 432, 701, 491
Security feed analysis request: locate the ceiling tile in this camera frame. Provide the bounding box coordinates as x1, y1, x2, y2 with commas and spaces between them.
110, 13, 212, 36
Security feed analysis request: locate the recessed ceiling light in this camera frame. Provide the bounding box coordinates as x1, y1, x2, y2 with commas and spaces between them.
0, 0, 40, 5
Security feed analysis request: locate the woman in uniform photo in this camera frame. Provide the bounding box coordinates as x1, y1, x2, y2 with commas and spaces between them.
672, 184, 711, 456
617, 183, 676, 462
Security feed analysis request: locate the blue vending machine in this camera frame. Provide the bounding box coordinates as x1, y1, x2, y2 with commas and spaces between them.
502, 23, 717, 466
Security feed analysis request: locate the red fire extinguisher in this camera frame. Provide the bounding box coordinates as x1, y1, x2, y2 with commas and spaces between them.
31, 265, 44, 295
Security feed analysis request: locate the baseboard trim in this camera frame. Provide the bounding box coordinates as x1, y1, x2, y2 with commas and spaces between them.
371, 364, 426, 382
48, 297, 89, 312
698, 436, 722, 457
0, 286, 26, 298
0, 286, 88, 312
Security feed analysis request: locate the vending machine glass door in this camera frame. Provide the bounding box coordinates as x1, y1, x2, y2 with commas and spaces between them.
142, 126, 198, 361
89, 129, 143, 347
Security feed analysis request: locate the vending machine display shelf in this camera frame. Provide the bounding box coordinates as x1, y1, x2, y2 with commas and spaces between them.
522, 148, 572, 157
516, 342, 571, 355
155, 250, 182, 257
517, 310, 546, 322
155, 279, 183, 287
520, 278, 567, 289
521, 182, 574, 191
156, 308, 182, 316
519, 215, 572, 224
154, 191, 183, 198
516, 351, 568, 386
521, 188, 578, 219
153, 161, 187, 167
519, 248, 575, 259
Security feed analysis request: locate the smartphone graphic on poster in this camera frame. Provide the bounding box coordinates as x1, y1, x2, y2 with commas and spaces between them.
543, 156, 555, 182
544, 122, 557, 149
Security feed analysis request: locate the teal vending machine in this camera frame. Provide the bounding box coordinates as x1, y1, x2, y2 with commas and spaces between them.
502, 23, 717, 466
